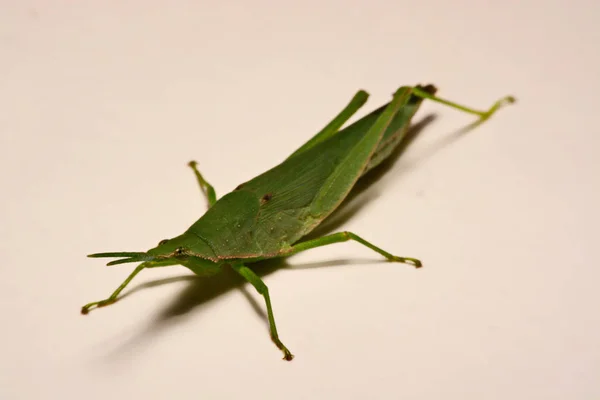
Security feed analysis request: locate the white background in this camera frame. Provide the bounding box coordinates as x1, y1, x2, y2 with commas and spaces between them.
1, 1, 599, 399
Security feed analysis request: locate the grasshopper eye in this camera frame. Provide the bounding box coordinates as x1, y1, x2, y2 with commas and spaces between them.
158, 239, 169, 246
174, 247, 186, 256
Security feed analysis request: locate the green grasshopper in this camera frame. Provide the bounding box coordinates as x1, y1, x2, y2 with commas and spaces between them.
83, 85, 514, 360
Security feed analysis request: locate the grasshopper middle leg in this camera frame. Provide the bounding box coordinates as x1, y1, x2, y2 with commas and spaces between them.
287, 231, 422, 268
232, 262, 294, 361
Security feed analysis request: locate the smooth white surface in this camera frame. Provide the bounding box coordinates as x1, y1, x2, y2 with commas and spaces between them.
1, 1, 599, 399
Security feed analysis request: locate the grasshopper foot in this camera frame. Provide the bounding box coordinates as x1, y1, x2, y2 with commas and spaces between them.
390, 256, 422, 268
271, 334, 294, 361
80, 298, 117, 315
282, 348, 294, 361
480, 95, 516, 120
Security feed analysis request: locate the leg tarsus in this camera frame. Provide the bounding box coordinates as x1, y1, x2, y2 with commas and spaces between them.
81, 264, 146, 314
411, 86, 516, 121
232, 263, 295, 361
288, 231, 422, 268
480, 95, 516, 120
188, 160, 217, 208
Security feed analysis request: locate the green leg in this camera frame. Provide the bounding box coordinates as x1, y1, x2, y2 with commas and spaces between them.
81, 263, 147, 314
412, 86, 516, 121
232, 263, 294, 361
287, 231, 422, 268
287, 89, 369, 159
188, 161, 217, 208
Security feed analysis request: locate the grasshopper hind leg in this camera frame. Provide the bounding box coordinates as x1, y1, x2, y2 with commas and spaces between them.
411, 87, 516, 121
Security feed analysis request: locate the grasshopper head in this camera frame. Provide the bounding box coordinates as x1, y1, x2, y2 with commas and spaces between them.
88, 231, 218, 270
147, 232, 216, 261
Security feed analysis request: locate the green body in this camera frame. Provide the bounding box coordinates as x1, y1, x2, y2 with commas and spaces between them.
83, 84, 515, 360
152, 86, 433, 268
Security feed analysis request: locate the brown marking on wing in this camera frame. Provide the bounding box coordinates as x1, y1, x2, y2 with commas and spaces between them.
260, 193, 273, 205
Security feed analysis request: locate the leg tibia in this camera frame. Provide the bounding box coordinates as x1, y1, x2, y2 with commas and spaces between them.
188, 161, 217, 208
411, 86, 515, 120
81, 264, 146, 314
232, 263, 294, 361
287, 90, 369, 159
288, 231, 422, 268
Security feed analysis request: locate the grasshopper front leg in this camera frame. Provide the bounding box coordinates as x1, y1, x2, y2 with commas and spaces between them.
188, 161, 218, 208
232, 262, 294, 361
81, 263, 147, 314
